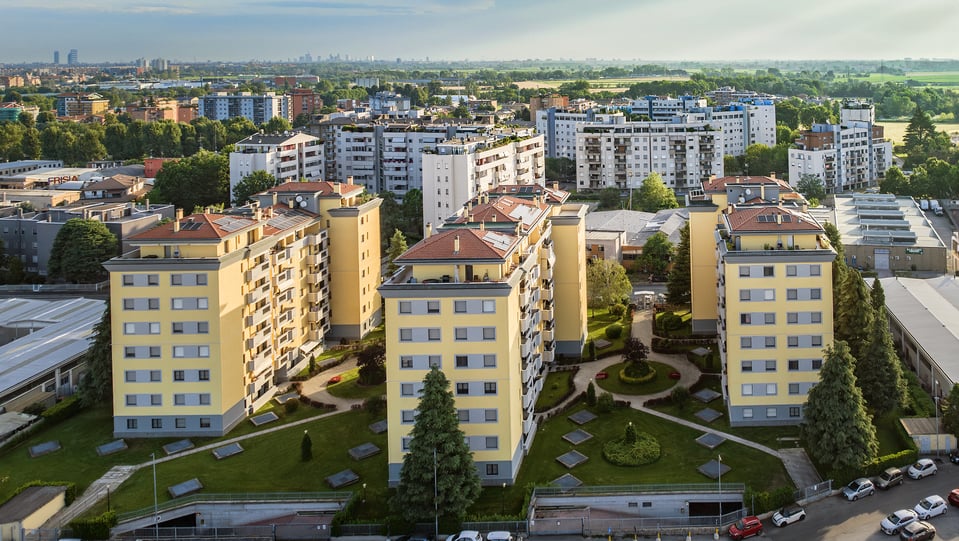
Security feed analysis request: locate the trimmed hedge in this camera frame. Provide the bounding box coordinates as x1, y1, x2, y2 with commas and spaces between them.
828, 448, 920, 487
40, 395, 83, 425
619, 362, 656, 384
744, 486, 794, 515
602, 432, 661, 466
604, 323, 623, 339
69, 511, 117, 540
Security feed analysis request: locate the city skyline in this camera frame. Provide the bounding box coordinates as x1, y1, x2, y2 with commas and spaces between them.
3, 0, 959, 64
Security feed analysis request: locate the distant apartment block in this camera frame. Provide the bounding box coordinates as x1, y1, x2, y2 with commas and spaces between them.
106, 180, 381, 437
535, 109, 625, 159
706, 87, 781, 105
687, 176, 835, 426
67, 49, 78, 65
381, 186, 587, 485
788, 100, 892, 194
422, 130, 545, 226
630, 95, 707, 120
228, 132, 323, 202
0, 161, 63, 177
288, 88, 324, 120
55, 92, 109, 118
199, 92, 291, 125
679, 99, 778, 158
575, 121, 724, 195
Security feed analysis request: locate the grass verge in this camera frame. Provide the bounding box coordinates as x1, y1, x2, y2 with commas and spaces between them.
534, 370, 575, 412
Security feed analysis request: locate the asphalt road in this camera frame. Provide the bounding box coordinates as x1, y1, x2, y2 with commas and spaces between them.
760, 461, 959, 540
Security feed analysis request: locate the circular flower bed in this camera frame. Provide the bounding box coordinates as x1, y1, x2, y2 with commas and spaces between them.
602, 431, 662, 466
619, 361, 657, 384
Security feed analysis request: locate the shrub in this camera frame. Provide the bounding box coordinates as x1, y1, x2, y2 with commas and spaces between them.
619, 361, 656, 384
586, 381, 597, 406
608, 303, 626, 317
670, 385, 691, 411
597, 392, 615, 413
602, 427, 661, 466
589, 340, 596, 361
605, 323, 623, 339
363, 394, 386, 415
22, 402, 46, 416
659, 311, 683, 331
41, 395, 83, 425
284, 399, 300, 414
69, 511, 117, 540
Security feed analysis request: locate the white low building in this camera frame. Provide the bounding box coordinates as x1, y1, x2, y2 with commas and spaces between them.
229, 132, 323, 202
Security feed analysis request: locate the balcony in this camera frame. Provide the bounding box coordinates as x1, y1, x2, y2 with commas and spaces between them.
307, 311, 322, 323
543, 328, 554, 343
541, 308, 554, 323
542, 349, 554, 365
541, 287, 553, 303
275, 270, 295, 292
245, 261, 270, 283
307, 291, 323, 304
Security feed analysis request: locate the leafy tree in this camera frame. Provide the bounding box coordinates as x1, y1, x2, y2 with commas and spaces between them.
223, 116, 258, 145
796, 174, 826, 203
152, 150, 229, 211
293, 113, 312, 128
903, 106, 936, 156
802, 341, 878, 472
637, 232, 673, 278
77, 306, 112, 406
20, 127, 40, 160
356, 342, 386, 385
723, 155, 742, 175
634, 172, 678, 212
942, 384, 959, 438
451, 104, 471, 119
392, 367, 481, 522
262, 116, 292, 134
666, 223, 691, 304
586, 259, 631, 314
48, 219, 118, 283
622, 338, 649, 365
401, 189, 424, 244
386, 229, 408, 275
597, 188, 621, 210
301, 430, 313, 461
870, 276, 885, 313
545, 157, 575, 181
857, 302, 906, 415
142, 120, 182, 157
879, 166, 910, 195
232, 170, 277, 205
835, 269, 874, 364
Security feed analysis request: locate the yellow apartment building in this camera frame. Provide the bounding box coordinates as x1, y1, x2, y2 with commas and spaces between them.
688, 176, 835, 426
105, 180, 380, 437
380, 187, 586, 485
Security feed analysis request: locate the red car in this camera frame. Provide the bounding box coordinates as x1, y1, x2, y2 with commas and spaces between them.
948, 488, 959, 507
728, 516, 763, 540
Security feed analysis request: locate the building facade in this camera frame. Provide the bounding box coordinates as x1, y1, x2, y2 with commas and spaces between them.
535, 109, 624, 160
788, 100, 892, 193
228, 132, 323, 202
289, 88, 324, 120
199, 92, 291, 125
421, 130, 545, 227
687, 176, 836, 426
575, 120, 724, 196
55, 93, 109, 118
105, 180, 381, 437
380, 188, 587, 485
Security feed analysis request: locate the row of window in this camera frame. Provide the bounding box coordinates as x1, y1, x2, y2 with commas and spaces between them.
399, 354, 498, 370
398, 381, 498, 396
123, 345, 210, 359
742, 407, 801, 419
126, 417, 212, 430
124, 393, 212, 406
122, 273, 209, 287
741, 382, 816, 396
124, 369, 211, 382
123, 297, 209, 311
739, 264, 822, 278
739, 288, 822, 302
741, 359, 823, 372
740, 335, 823, 349
398, 327, 496, 342
402, 435, 498, 451
123, 322, 210, 335
740, 312, 823, 325
401, 408, 499, 424
398, 299, 497, 315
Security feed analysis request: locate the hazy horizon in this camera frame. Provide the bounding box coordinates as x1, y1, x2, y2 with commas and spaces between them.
3, 0, 959, 65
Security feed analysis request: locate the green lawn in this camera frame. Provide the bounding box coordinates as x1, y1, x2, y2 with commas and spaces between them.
534, 370, 575, 412
472, 401, 793, 516
326, 367, 386, 400
874, 410, 914, 456
594, 361, 678, 396
583, 308, 631, 357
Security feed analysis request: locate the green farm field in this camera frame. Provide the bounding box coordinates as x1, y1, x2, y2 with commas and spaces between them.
877, 121, 959, 144
848, 71, 959, 86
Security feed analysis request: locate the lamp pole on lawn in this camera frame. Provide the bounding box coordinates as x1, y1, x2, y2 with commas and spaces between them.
935, 380, 940, 457
151, 452, 158, 540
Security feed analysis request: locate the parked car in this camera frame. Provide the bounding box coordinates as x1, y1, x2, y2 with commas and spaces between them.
914, 495, 947, 519
877, 467, 905, 489
728, 516, 763, 540
772, 504, 806, 527
900, 520, 936, 541
949, 488, 959, 507
486, 532, 512, 541
454, 531, 482, 541
843, 477, 876, 501
948, 449, 959, 464
881, 509, 919, 535
908, 459, 938, 479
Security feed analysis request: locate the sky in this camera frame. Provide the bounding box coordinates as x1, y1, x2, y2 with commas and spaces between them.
3, 0, 959, 64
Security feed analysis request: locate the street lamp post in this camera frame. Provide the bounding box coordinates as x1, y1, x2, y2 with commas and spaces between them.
717, 454, 723, 519
501, 482, 507, 515
151, 452, 158, 540
935, 380, 940, 457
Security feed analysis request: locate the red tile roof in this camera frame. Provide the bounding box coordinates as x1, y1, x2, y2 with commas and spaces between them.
725, 206, 822, 232
397, 228, 517, 262
487, 183, 568, 203
453, 195, 547, 228
702, 175, 794, 193
129, 207, 314, 242
265, 180, 363, 197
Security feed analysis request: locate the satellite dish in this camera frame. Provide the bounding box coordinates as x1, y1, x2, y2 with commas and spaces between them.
295, 195, 304, 202
299, 201, 308, 208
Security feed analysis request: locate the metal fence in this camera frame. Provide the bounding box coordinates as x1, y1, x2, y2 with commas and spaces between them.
118, 492, 351, 523
794, 479, 833, 504
583, 509, 748, 536
532, 483, 745, 498
0, 281, 110, 293
117, 524, 331, 541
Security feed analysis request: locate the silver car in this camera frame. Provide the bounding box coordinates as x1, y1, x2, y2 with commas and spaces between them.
843, 477, 875, 501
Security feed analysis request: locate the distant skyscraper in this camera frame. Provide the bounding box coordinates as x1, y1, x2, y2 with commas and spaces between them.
53, 50, 60, 65
67, 49, 78, 65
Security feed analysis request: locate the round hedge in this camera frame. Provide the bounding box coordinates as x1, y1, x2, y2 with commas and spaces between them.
619, 361, 656, 384
602, 432, 662, 466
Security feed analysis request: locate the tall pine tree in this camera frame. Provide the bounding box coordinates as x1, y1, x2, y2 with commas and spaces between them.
802, 341, 878, 473
392, 368, 481, 522
666, 223, 691, 304
835, 269, 874, 364
77, 305, 112, 406
857, 303, 906, 415
942, 384, 959, 438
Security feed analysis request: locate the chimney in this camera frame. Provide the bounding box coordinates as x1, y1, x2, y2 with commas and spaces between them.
468, 213, 474, 222
479, 221, 485, 231
173, 217, 180, 233
515, 223, 521, 236
333, 182, 341, 195
552, 181, 559, 191
776, 214, 782, 225
272, 191, 278, 207
255, 208, 262, 222
145, 198, 150, 210
727, 204, 733, 214
288, 198, 295, 208
176, 208, 183, 220
346, 176, 354, 185
453, 235, 460, 254
769, 172, 776, 179
425, 222, 432, 238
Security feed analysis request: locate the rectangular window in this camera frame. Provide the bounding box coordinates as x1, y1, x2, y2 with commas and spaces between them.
124, 298, 135, 310
741, 361, 752, 372
483, 327, 496, 340
198, 298, 208, 309
127, 419, 137, 429
402, 410, 416, 423
198, 322, 209, 334
150, 370, 161, 382
125, 371, 136, 382
786, 265, 797, 276
812, 335, 822, 347
123, 275, 134, 286
765, 360, 776, 371
196, 274, 207, 285
427, 328, 440, 341
454, 300, 466, 313
401, 356, 413, 368
741, 337, 752, 349
739, 290, 750, 301
763, 266, 774, 277
152, 418, 162, 429
742, 384, 753, 396
739, 266, 750, 277
174, 394, 185, 405
399, 329, 412, 341
482, 300, 495, 313
150, 346, 160, 358
456, 383, 469, 395
199, 394, 210, 405
150, 394, 161, 406
788, 336, 799, 348
485, 409, 497, 422
198, 370, 209, 381
455, 328, 468, 341
742, 408, 753, 419
124, 347, 135, 358
200, 418, 211, 428
174, 370, 185, 381
810, 265, 821, 276
811, 288, 821, 300
457, 410, 469, 422
787, 312, 798, 324
765, 336, 776, 348
484, 354, 496, 367
456, 355, 468, 368
812, 359, 823, 370
484, 382, 497, 394
171, 274, 182, 286
811, 312, 822, 324
740, 313, 751, 324
429, 355, 441, 368
149, 298, 160, 310
399, 301, 411, 314
787, 289, 798, 300
764, 313, 775, 324
789, 407, 801, 417
767, 408, 778, 418
788, 360, 799, 371
789, 383, 800, 395
427, 301, 440, 314
401, 383, 414, 396
172, 322, 184, 334
486, 464, 499, 476
485, 436, 498, 449
176, 418, 186, 429
148, 274, 159, 285
766, 383, 777, 395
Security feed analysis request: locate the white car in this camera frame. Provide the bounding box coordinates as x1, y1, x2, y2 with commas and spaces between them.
771, 504, 806, 527
908, 458, 938, 479
455, 531, 482, 541
880, 509, 918, 535
914, 495, 947, 519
